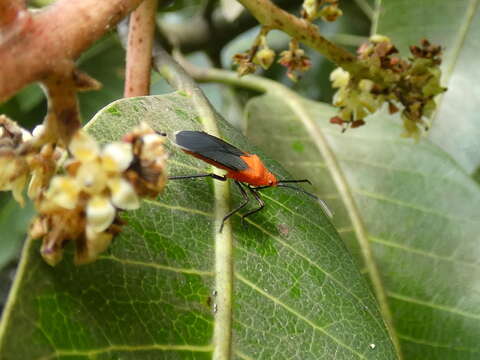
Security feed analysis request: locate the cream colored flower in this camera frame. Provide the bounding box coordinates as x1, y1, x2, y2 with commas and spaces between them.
0, 155, 29, 206
359, 79, 374, 93
107, 177, 139, 210
21, 128, 32, 142
75, 160, 108, 195
369, 34, 391, 43
69, 130, 100, 162
32, 124, 45, 138
101, 142, 133, 172
330, 67, 350, 88
45, 176, 81, 210
86, 195, 115, 233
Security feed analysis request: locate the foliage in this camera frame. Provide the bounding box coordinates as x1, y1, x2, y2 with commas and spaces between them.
0, 94, 395, 359
0, 0, 479, 359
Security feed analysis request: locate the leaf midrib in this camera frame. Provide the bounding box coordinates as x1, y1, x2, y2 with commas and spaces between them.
180, 92, 234, 360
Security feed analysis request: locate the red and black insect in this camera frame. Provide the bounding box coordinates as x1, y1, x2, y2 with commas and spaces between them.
169, 130, 332, 232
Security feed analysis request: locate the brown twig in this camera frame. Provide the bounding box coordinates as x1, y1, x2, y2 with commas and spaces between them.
236, 0, 366, 75
39, 68, 101, 146
0, 0, 26, 28
124, 0, 158, 97
0, 0, 143, 102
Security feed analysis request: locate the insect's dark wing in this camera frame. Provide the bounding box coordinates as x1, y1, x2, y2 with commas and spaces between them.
175, 131, 248, 171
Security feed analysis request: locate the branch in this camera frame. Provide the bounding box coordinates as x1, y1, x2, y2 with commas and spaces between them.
124, 0, 158, 97
236, 0, 366, 74
0, 0, 144, 145
0, 0, 143, 103
0, 0, 26, 27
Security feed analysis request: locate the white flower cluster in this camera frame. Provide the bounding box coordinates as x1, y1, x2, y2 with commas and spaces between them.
31, 124, 167, 265
0, 116, 167, 266
329, 36, 445, 137
47, 132, 140, 230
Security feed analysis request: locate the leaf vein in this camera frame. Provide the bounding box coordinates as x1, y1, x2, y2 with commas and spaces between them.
388, 292, 480, 320
370, 236, 480, 269
40, 344, 214, 360
354, 188, 479, 223
398, 333, 480, 353
99, 254, 214, 276
141, 198, 213, 217
235, 350, 256, 360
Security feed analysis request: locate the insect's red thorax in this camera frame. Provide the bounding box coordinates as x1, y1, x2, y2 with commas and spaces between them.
226, 154, 278, 187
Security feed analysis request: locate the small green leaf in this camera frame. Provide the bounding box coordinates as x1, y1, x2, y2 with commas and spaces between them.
0, 93, 396, 359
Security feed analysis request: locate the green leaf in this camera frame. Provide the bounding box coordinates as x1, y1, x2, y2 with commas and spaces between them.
373, 0, 480, 176
0, 93, 396, 359
245, 92, 480, 359
0, 195, 35, 269
77, 35, 127, 123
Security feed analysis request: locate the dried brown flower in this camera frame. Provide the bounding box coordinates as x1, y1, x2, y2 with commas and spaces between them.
278, 40, 311, 82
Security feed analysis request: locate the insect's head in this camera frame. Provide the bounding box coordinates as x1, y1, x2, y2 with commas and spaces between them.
265, 171, 279, 187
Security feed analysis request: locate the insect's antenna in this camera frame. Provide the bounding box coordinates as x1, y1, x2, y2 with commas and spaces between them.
276, 183, 317, 199
277, 184, 333, 218
277, 179, 312, 185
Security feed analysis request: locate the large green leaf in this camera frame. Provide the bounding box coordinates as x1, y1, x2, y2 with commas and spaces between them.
373, 0, 480, 176
0, 93, 396, 359
245, 93, 480, 359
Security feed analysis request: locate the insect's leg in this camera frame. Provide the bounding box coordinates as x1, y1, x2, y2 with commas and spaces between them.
241, 186, 265, 224
277, 179, 312, 185
169, 174, 227, 181
219, 181, 250, 233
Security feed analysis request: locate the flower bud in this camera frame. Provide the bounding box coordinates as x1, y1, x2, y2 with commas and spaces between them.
320, 5, 343, 22
302, 0, 318, 21
330, 67, 350, 88
254, 48, 276, 70
370, 34, 391, 43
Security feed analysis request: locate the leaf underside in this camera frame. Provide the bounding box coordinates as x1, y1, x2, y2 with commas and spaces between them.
0, 93, 395, 359
246, 93, 480, 360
